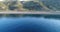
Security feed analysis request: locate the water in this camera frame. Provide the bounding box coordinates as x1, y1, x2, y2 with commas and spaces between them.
0, 16, 60, 32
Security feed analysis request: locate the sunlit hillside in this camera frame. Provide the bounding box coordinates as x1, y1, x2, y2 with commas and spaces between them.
0, 0, 60, 11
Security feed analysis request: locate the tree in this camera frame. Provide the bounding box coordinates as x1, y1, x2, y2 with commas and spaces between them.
32, 0, 52, 10
0, 2, 7, 11
42, 0, 60, 11
23, 1, 42, 11
17, 0, 23, 11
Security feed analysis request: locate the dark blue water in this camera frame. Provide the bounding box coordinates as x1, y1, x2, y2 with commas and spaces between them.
0, 17, 60, 32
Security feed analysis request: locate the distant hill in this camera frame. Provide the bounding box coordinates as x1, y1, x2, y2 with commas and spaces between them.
22, 1, 43, 11
33, 0, 60, 11
40, 0, 60, 11
0, 0, 60, 11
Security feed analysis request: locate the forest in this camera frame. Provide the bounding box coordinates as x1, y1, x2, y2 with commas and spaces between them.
0, 0, 60, 11
0, 0, 59, 18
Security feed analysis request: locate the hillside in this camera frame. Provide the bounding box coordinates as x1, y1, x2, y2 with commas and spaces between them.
0, 0, 60, 11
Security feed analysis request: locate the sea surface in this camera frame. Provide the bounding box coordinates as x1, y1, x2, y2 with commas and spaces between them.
0, 15, 60, 32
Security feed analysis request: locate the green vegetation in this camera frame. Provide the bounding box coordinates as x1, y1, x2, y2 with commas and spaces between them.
0, 0, 60, 11
41, 0, 60, 11
0, 0, 47, 11
0, 0, 24, 11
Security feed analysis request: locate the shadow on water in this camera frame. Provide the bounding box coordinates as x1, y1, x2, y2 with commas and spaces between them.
0, 14, 60, 32
0, 14, 60, 19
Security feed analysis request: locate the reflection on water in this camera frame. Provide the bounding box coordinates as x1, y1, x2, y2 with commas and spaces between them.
0, 14, 60, 32
0, 14, 60, 19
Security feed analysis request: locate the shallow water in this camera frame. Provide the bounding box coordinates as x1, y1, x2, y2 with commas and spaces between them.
0, 17, 60, 32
